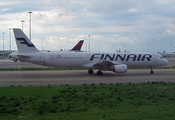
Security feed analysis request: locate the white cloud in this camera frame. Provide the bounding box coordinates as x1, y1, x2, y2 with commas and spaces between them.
127, 8, 138, 12
2, 8, 8, 12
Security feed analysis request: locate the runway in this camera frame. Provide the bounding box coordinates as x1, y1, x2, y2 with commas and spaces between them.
0, 69, 175, 86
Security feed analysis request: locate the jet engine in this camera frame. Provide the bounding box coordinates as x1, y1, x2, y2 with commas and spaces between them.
109, 64, 127, 73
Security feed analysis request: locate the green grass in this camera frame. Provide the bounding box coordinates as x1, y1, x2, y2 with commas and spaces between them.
0, 82, 175, 120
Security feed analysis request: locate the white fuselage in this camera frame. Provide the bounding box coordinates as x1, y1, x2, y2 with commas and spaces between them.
11, 51, 168, 69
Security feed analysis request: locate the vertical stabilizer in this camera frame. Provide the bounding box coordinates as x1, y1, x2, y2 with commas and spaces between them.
70, 40, 84, 51
13, 28, 39, 53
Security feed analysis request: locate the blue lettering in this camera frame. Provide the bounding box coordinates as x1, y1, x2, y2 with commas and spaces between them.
100, 54, 105, 60
90, 54, 100, 61
50, 55, 61, 60
115, 54, 126, 61
137, 54, 142, 61
104, 54, 115, 61
141, 54, 152, 61
90, 54, 152, 62
126, 54, 137, 61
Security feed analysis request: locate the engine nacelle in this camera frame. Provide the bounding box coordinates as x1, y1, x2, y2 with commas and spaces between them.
109, 64, 127, 73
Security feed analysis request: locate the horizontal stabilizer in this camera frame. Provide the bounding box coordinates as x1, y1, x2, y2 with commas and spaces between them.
17, 55, 31, 59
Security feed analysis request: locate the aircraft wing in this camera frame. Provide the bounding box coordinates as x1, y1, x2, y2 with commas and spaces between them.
82, 60, 122, 68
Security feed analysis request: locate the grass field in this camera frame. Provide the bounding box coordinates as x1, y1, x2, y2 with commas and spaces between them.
0, 82, 175, 120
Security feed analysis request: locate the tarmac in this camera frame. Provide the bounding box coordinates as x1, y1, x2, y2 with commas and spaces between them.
0, 69, 175, 86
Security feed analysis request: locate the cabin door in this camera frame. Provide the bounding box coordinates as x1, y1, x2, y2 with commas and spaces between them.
153, 55, 157, 62
40, 53, 45, 63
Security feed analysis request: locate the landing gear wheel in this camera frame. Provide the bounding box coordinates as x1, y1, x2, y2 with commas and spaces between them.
88, 69, 93, 74
150, 67, 154, 74
150, 71, 154, 74
97, 71, 103, 76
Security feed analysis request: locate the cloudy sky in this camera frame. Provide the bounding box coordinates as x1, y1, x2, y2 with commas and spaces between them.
0, 0, 175, 53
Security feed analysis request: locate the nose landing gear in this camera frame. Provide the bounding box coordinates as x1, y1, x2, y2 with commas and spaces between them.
150, 67, 154, 74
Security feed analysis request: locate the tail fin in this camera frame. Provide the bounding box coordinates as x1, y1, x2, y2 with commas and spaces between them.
13, 28, 39, 53
70, 40, 84, 51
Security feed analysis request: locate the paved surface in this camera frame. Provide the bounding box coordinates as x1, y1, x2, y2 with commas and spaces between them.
0, 69, 174, 86
0, 60, 51, 68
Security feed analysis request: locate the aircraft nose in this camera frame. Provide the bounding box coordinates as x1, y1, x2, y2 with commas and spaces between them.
164, 59, 168, 65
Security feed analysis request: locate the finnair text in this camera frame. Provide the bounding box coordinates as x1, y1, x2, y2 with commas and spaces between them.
90, 54, 152, 61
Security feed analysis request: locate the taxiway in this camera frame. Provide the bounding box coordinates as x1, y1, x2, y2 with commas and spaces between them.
0, 69, 174, 86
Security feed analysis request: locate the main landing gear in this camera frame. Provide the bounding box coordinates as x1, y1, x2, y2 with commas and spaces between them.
88, 69, 103, 76
97, 70, 103, 76
150, 67, 154, 74
88, 69, 93, 74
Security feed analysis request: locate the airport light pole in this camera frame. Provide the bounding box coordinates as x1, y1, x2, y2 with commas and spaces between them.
99, 44, 100, 53
21, 20, 25, 31
88, 35, 90, 52
9, 28, 11, 52
3, 32, 4, 54
42, 39, 43, 51
85, 39, 87, 52
28, 11, 32, 41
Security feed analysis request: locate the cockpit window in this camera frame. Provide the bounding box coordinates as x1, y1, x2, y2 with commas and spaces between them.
160, 57, 163, 59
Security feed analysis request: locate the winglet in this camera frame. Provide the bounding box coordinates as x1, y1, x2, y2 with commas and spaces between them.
13, 28, 40, 53
70, 40, 84, 51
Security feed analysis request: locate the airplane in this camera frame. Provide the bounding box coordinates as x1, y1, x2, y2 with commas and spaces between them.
10, 28, 168, 75
0, 51, 11, 59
